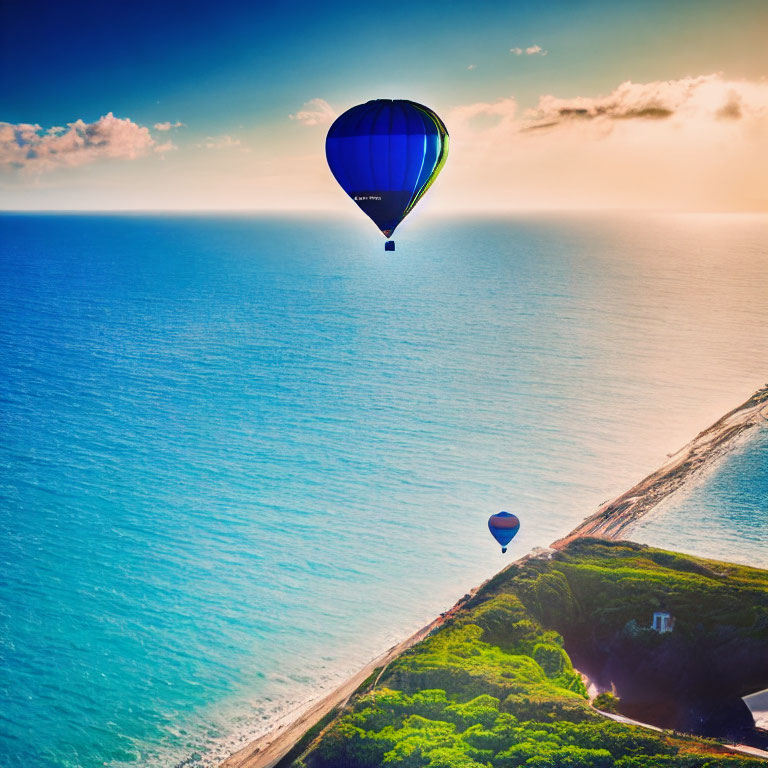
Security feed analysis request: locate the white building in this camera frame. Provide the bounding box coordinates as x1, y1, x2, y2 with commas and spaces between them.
651, 611, 674, 633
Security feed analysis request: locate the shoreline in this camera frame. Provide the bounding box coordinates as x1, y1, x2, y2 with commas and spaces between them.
220, 592, 477, 768
219, 384, 768, 768
552, 384, 768, 547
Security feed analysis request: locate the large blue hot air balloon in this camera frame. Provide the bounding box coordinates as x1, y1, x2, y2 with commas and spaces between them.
325, 99, 449, 249
488, 511, 520, 554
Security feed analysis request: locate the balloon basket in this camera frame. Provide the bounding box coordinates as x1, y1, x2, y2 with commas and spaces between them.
385, 240, 395, 251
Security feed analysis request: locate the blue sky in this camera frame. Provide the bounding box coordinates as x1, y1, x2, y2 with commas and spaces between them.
1, 0, 766, 210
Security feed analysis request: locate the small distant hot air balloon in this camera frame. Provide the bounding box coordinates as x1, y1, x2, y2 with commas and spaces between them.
325, 99, 449, 250
488, 511, 520, 553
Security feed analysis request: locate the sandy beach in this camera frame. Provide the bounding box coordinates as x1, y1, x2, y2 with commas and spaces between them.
219, 385, 768, 768
220, 592, 477, 768
553, 385, 768, 548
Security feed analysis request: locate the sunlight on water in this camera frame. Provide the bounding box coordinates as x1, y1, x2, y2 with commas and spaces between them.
0, 213, 766, 767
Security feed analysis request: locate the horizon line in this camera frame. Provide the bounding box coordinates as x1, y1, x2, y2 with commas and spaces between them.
1, 207, 767, 216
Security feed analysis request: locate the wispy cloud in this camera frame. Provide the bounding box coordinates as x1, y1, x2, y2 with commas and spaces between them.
524, 74, 768, 129
448, 97, 518, 142
154, 121, 185, 131
442, 74, 768, 211
467, 64, 477, 70
511, 44, 547, 56
289, 98, 336, 126
202, 135, 248, 151
0, 113, 156, 172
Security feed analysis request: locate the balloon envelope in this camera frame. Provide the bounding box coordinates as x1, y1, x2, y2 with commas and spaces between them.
325, 99, 449, 238
488, 511, 520, 553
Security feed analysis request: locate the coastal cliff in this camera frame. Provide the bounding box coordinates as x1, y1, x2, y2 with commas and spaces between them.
221, 387, 768, 768
485, 539, 768, 744
280, 540, 768, 768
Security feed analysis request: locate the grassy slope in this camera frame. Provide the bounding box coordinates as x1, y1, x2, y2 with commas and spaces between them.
289, 541, 767, 767
505, 540, 768, 726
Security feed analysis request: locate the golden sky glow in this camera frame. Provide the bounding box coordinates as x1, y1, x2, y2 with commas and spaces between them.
3, 73, 766, 213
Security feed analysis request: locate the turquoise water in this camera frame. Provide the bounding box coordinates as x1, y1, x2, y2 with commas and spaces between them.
631, 425, 768, 569
1, 213, 767, 767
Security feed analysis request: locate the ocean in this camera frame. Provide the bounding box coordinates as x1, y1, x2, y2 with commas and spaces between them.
630, 424, 768, 569
1, 212, 766, 768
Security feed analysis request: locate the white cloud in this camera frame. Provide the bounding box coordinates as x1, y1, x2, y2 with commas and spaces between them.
511, 45, 547, 56
467, 64, 477, 70
202, 135, 248, 151
446, 97, 519, 159
441, 74, 768, 212
289, 98, 337, 126
448, 97, 518, 143
0, 113, 156, 172
524, 74, 768, 128
154, 121, 185, 131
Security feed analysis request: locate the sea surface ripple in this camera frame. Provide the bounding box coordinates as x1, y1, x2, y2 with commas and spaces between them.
1, 213, 766, 767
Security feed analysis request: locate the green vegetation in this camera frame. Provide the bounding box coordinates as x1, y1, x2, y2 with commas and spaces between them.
593, 693, 620, 714
274, 708, 343, 768
508, 540, 768, 736
288, 540, 767, 767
